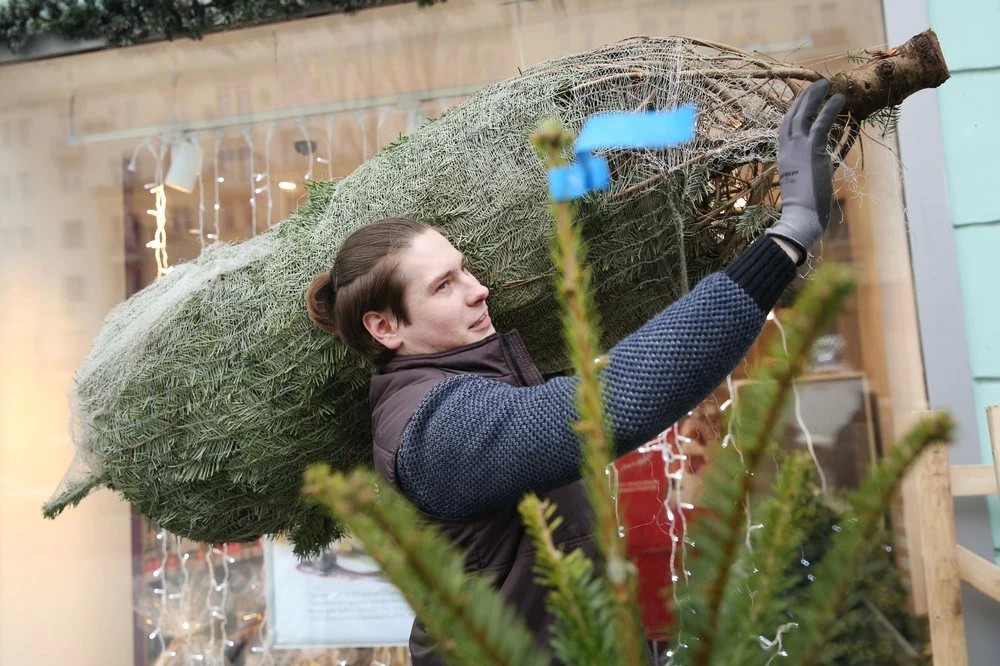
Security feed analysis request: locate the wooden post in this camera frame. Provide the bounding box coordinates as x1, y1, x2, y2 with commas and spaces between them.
918, 405, 1000, 663
955, 545, 1000, 602
949, 465, 999, 496
919, 443, 968, 665
988, 406, 1000, 497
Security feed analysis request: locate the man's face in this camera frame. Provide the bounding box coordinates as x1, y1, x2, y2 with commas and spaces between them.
390, 229, 495, 355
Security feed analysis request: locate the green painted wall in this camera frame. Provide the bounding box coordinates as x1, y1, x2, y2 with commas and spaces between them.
928, 0, 1000, 555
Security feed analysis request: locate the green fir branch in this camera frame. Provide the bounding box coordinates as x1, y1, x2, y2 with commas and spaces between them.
677, 262, 856, 666
683, 165, 713, 207
302, 465, 549, 666
530, 117, 647, 666
785, 411, 954, 666
735, 204, 779, 244
865, 106, 901, 139
715, 451, 815, 665
519, 495, 617, 665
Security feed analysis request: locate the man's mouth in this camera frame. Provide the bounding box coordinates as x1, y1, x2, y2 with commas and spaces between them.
470, 311, 490, 330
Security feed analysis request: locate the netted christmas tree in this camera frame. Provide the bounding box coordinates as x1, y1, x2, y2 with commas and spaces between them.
44, 31, 949, 555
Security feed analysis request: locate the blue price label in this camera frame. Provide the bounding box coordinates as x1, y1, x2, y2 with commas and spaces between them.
547, 104, 696, 202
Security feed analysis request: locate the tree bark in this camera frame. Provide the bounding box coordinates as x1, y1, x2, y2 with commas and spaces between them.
833, 29, 950, 122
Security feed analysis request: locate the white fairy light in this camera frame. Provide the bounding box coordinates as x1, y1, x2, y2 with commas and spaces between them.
244, 600, 274, 664
196, 134, 206, 250
353, 109, 369, 161
676, 490, 692, 587
242, 128, 258, 236
770, 311, 827, 491
759, 622, 798, 665
213, 130, 222, 241
653, 424, 686, 608
253, 608, 275, 665
607, 462, 623, 539
295, 117, 314, 182
149, 177, 170, 277
326, 113, 335, 180
205, 543, 232, 663
177, 535, 195, 648
151, 527, 168, 656
375, 105, 389, 152
406, 103, 424, 134
721, 373, 740, 462
126, 136, 153, 174
264, 122, 275, 228
744, 494, 758, 552
129, 137, 172, 277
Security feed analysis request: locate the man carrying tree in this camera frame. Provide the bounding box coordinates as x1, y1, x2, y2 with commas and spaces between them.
306, 80, 845, 664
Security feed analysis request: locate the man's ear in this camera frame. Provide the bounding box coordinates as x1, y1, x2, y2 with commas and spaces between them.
362, 310, 402, 351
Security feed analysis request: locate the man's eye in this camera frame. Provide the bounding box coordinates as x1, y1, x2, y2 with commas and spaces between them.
436, 280, 451, 292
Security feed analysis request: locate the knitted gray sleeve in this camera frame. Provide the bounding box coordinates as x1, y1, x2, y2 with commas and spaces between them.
396, 238, 795, 519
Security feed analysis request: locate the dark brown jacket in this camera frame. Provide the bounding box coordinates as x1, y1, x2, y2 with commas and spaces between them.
369, 331, 598, 665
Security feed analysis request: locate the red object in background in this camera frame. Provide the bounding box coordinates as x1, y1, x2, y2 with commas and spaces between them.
614, 427, 707, 640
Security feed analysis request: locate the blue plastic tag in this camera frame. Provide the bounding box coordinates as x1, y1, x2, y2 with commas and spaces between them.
547, 104, 696, 202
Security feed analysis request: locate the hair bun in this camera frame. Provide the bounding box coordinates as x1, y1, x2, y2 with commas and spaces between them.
305, 272, 339, 335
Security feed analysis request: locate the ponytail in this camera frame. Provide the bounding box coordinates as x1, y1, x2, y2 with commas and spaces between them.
306, 272, 339, 335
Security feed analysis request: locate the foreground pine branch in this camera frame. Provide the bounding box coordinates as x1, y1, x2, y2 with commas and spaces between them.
302, 466, 548, 666
715, 452, 816, 665
519, 495, 616, 665
529, 118, 648, 666
678, 263, 856, 666
785, 411, 954, 665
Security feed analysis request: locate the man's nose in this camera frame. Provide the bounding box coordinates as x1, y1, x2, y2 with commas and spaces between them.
466, 274, 489, 302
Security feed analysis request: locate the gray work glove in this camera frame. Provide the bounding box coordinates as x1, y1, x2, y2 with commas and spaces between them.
765, 79, 846, 264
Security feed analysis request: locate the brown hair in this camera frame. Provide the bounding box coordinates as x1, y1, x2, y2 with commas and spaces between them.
306, 217, 431, 364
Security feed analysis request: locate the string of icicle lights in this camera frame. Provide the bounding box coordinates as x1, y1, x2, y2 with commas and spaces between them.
131, 125, 278, 664
623, 308, 832, 666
